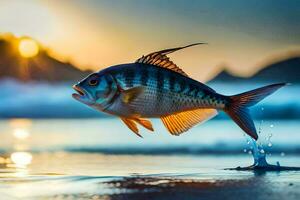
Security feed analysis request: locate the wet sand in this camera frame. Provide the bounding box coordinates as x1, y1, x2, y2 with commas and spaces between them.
1, 173, 299, 200
3, 173, 297, 200
101, 175, 299, 200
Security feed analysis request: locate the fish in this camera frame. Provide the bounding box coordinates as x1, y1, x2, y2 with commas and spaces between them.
72, 43, 286, 140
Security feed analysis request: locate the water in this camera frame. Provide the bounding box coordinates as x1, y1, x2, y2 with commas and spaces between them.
0, 118, 299, 169
0, 153, 299, 199
0, 119, 299, 199
0, 118, 299, 154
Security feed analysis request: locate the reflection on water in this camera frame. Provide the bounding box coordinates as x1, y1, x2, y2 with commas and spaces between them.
0, 119, 33, 177
0, 152, 31, 177
0, 118, 299, 175
9, 119, 32, 129
13, 128, 30, 140
10, 152, 32, 167
10, 119, 31, 141
0, 118, 300, 154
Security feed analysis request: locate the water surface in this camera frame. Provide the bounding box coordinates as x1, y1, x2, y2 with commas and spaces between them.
0, 119, 299, 199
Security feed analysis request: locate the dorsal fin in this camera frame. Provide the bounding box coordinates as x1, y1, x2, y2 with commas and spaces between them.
161, 108, 218, 136
135, 43, 207, 77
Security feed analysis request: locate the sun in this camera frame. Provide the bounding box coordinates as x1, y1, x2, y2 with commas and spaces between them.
18, 38, 40, 58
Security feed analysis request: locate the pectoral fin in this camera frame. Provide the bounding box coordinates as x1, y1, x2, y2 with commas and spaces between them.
122, 87, 145, 104
161, 108, 218, 136
133, 118, 154, 132
120, 117, 142, 138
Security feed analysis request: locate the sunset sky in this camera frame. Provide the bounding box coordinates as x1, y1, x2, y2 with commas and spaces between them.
0, 0, 299, 81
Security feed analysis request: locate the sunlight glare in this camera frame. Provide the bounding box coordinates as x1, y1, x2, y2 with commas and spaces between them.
13, 128, 30, 140
18, 38, 39, 58
10, 152, 32, 167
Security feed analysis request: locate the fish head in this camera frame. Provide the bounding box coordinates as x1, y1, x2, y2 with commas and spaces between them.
72, 72, 118, 110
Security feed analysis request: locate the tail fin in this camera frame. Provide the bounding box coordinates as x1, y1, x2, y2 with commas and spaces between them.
224, 83, 287, 140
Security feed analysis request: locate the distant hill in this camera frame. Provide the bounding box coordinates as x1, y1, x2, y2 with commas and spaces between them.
210, 56, 300, 83
0, 35, 93, 82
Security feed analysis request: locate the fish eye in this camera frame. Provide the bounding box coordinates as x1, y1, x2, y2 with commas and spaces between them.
88, 79, 99, 86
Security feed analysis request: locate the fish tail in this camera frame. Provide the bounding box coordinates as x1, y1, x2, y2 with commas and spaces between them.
224, 83, 287, 140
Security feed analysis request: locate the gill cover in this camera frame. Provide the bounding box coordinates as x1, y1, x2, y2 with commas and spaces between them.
94, 74, 118, 110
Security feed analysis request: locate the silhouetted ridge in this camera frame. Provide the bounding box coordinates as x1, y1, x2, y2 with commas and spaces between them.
0, 35, 92, 82
211, 56, 300, 83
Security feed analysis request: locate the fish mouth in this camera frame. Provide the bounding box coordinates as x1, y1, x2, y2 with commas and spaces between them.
72, 85, 86, 100
72, 85, 94, 106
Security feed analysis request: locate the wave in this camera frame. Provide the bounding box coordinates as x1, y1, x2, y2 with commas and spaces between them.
1, 79, 300, 119
62, 145, 300, 155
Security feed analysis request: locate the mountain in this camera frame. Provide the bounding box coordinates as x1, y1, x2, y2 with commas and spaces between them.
0, 35, 93, 82
210, 56, 300, 83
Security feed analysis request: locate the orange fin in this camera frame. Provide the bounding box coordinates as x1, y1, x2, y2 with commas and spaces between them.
160, 108, 218, 136
120, 117, 142, 138
122, 87, 144, 104
133, 118, 154, 132
135, 43, 206, 77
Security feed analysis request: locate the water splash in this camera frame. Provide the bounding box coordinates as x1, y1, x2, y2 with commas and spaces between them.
250, 139, 268, 167
232, 138, 300, 171
228, 108, 300, 171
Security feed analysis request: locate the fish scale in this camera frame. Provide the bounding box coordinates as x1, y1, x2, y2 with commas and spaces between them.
108, 64, 223, 117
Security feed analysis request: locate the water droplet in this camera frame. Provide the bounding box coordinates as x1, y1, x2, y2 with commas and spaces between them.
266, 133, 273, 142
270, 124, 274, 128
268, 143, 272, 147
281, 152, 285, 157
257, 141, 262, 146
248, 151, 252, 155
261, 107, 264, 111
260, 149, 265, 154
243, 149, 247, 153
